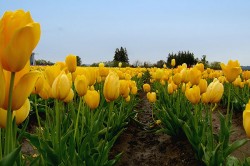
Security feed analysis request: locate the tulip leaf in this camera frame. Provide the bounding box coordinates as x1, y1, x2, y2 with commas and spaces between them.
0, 146, 21, 166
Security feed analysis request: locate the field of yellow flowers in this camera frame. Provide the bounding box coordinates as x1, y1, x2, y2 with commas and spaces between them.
1, 9, 250, 166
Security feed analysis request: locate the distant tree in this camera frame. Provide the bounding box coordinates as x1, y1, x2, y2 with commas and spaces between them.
113, 47, 129, 64
209, 61, 221, 70
167, 51, 198, 67
154, 60, 166, 68
133, 60, 143, 67
76, 56, 82, 66
35, 59, 54, 66
199, 55, 209, 69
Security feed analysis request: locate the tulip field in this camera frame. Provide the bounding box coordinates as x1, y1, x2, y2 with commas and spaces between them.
1, 9, 250, 166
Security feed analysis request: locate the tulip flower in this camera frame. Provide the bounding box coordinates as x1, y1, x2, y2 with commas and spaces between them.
220, 60, 241, 82
119, 80, 130, 98
0, 10, 41, 72
0, 99, 30, 128
198, 79, 207, 94
118, 62, 122, 68
185, 85, 200, 104
65, 54, 77, 73
206, 78, 224, 103
143, 83, 151, 92
84, 90, 100, 109
125, 95, 130, 102
173, 73, 182, 86
171, 59, 176, 67
103, 71, 120, 102
51, 71, 71, 100
63, 89, 74, 103
74, 74, 88, 96
243, 100, 250, 137
147, 92, 156, 103
189, 67, 201, 85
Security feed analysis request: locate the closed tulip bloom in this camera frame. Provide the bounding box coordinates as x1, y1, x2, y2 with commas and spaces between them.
180, 68, 190, 83
206, 78, 224, 103
103, 71, 120, 102
74, 74, 88, 96
171, 59, 176, 67
220, 60, 241, 82
51, 71, 71, 100
32, 74, 44, 94
147, 92, 156, 103
243, 100, 250, 137
119, 80, 130, 98
118, 62, 122, 68
173, 73, 182, 85
0, 99, 30, 128
131, 86, 138, 95
185, 85, 200, 104
84, 90, 100, 109
0, 65, 5, 107
243, 71, 250, 80
168, 82, 174, 94
63, 89, 74, 103
45, 65, 61, 87
195, 63, 204, 72
198, 79, 207, 94
189, 67, 201, 85
65, 54, 77, 72
143, 83, 151, 92
38, 79, 51, 100
0, 10, 41, 72
201, 92, 210, 104
155, 69, 164, 80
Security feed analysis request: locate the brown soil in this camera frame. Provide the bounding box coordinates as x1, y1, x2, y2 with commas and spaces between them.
110, 92, 250, 166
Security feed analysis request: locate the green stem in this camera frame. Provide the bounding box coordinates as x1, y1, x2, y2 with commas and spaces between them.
4, 72, 15, 156
55, 100, 60, 151
34, 95, 43, 139
74, 97, 82, 140
0, 129, 2, 159
209, 104, 214, 150
226, 84, 231, 122
105, 101, 114, 142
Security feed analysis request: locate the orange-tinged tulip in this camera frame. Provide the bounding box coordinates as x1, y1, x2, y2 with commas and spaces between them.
51, 71, 71, 100
243, 71, 250, 80
147, 92, 156, 103
143, 83, 151, 92
206, 79, 224, 103
74, 74, 88, 96
173, 73, 182, 85
84, 90, 100, 109
220, 60, 241, 82
0, 65, 5, 107
0, 10, 41, 72
65, 54, 77, 72
185, 85, 200, 104
201, 92, 209, 104
243, 100, 250, 137
0, 99, 30, 128
171, 59, 176, 67
195, 63, 204, 72
103, 71, 120, 102
189, 67, 201, 85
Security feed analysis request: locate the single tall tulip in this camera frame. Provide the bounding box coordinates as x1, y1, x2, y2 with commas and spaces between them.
143, 83, 151, 92
185, 85, 200, 104
147, 92, 156, 103
74, 74, 88, 96
171, 59, 176, 67
65, 54, 77, 73
103, 71, 120, 102
220, 60, 241, 82
206, 78, 224, 103
189, 67, 201, 85
0, 10, 41, 72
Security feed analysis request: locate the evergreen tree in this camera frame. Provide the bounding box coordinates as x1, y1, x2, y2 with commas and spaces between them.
113, 47, 129, 63
167, 51, 197, 67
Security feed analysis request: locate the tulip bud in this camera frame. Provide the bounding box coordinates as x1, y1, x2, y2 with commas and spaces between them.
84, 90, 100, 109
143, 83, 151, 92
171, 59, 176, 67
103, 71, 120, 102
147, 92, 156, 103
74, 74, 88, 96
185, 85, 200, 104
65, 54, 77, 72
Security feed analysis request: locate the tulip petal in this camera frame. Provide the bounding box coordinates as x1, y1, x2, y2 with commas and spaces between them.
12, 71, 40, 110
0, 65, 5, 107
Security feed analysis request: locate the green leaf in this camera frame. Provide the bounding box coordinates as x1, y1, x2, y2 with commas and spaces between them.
225, 139, 249, 156
0, 146, 21, 166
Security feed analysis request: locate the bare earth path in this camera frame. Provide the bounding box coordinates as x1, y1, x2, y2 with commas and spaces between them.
110, 92, 202, 166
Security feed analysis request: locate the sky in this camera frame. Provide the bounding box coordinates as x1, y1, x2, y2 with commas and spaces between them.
1, 0, 250, 66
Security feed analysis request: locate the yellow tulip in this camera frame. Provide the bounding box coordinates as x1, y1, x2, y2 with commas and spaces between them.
195, 63, 204, 72
125, 95, 130, 102
143, 83, 151, 92
243, 71, 250, 80
189, 67, 201, 85
185, 85, 200, 104
206, 78, 224, 103
32, 74, 44, 94
173, 73, 182, 86
119, 80, 130, 98
243, 100, 250, 137
168, 82, 174, 94
45, 65, 61, 87
220, 60, 241, 82
131, 86, 138, 95
147, 92, 156, 103
74, 74, 88, 96
103, 71, 120, 102
155, 69, 164, 80
180, 68, 190, 83
38, 79, 51, 100
65, 54, 77, 72
63, 89, 74, 103
51, 71, 71, 100
0, 65, 5, 107
171, 59, 176, 67
201, 92, 210, 104
198, 79, 207, 94
84, 90, 100, 109
0, 99, 30, 128
118, 62, 122, 68
0, 10, 41, 72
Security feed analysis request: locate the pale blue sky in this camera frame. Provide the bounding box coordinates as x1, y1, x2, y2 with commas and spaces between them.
1, 1, 250, 65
